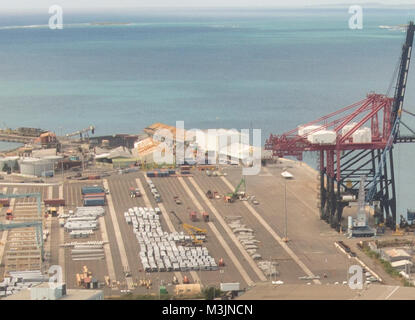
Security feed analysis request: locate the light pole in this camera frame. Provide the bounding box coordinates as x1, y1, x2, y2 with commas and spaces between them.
282, 179, 289, 242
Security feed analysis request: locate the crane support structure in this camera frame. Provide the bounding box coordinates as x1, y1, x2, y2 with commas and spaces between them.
265, 21, 415, 231
0, 221, 44, 258
0, 193, 44, 258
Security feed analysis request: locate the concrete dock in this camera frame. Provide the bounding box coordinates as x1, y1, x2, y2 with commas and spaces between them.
0, 160, 382, 297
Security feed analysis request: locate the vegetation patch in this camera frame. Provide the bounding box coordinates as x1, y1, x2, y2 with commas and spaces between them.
361, 243, 414, 287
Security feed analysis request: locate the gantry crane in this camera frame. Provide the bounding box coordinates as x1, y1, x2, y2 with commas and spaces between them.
0, 193, 42, 217
182, 223, 207, 245
265, 21, 415, 231
0, 193, 44, 258
0, 221, 44, 259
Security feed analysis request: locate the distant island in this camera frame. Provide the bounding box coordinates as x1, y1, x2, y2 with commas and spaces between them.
90, 22, 132, 26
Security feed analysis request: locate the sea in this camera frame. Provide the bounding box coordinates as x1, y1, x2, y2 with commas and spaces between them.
0, 7, 414, 215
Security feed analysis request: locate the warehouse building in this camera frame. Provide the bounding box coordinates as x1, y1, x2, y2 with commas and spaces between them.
391, 260, 413, 273
381, 248, 412, 262
3, 282, 104, 300
18, 158, 55, 177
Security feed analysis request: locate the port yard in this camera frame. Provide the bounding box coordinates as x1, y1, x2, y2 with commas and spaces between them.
0, 159, 378, 298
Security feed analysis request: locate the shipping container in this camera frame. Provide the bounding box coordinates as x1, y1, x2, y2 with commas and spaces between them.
220, 282, 240, 291
0, 199, 10, 207
83, 197, 105, 206
83, 192, 106, 199
44, 199, 65, 206
81, 186, 105, 195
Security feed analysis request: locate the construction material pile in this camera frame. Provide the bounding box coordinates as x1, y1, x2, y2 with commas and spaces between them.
124, 206, 216, 272
227, 216, 279, 277
76, 265, 100, 289
71, 243, 105, 261
0, 270, 48, 297
62, 206, 105, 238
61, 240, 106, 248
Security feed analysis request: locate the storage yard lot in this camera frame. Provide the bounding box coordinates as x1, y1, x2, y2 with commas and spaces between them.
0, 162, 354, 297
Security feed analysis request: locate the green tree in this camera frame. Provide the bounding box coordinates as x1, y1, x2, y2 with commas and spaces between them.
2, 163, 10, 173
203, 287, 221, 300
12, 161, 19, 172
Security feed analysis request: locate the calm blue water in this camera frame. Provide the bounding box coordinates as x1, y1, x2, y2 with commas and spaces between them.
0, 7, 414, 215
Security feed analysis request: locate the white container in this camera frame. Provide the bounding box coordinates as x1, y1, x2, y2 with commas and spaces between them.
307, 130, 337, 144
352, 127, 372, 143
298, 125, 323, 137
220, 282, 240, 291
341, 122, 358, 136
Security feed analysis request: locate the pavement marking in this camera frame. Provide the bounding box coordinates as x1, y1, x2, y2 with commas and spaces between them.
285, 181, 320, 218
0, 183, 58, 187
137, 177, 185, 284
0, 187, 10, 264
103, 179, 134, 290
94, 191, 117, 285
58, 184, 65, 282
45, 186, 53, 265
47, 186, 53, 199
180, 177, 264, 285
220, 176, 321, 284
135, 178, 152, 207
384, 285, 400, 300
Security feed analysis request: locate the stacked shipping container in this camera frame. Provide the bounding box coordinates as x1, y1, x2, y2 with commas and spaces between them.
81, 186, 106, 206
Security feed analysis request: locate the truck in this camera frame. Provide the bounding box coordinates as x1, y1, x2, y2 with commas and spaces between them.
189, 211, 197, 222
45, 207, 58, 217
129, 188, 141, 198
6, 209, 13, 220
202, 212, 209, 222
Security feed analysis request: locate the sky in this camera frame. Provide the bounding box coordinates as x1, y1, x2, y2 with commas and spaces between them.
0, 0, 414, 11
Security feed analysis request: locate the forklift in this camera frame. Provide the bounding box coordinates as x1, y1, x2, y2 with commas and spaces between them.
129, 187, 141, 198
45, 207, 58, 218
6, 209, 13, 220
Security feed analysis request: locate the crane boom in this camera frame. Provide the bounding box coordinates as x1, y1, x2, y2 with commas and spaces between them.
66, 125, 95, 139
367, 21, 415, 203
